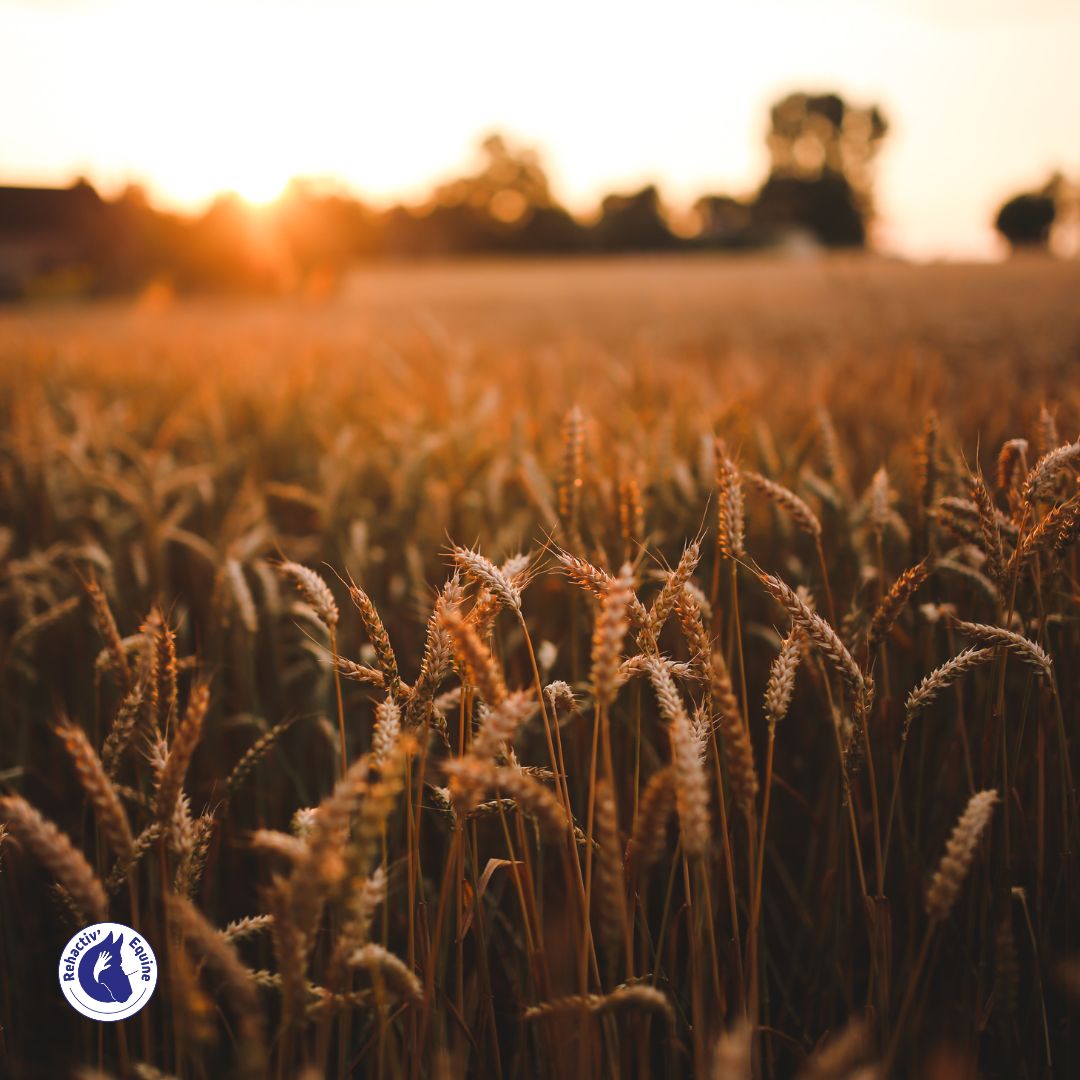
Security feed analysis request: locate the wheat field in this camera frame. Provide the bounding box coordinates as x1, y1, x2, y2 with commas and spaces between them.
1, 255, 1078, 1078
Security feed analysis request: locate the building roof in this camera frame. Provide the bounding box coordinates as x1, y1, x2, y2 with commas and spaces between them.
0, 182, 106, 234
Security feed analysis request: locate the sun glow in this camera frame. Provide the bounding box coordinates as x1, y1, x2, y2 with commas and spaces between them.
2, 0, 1080, 256
167, 164, 290, 210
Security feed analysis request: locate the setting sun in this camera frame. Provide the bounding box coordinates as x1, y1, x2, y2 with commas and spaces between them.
3, 0, 1079, 258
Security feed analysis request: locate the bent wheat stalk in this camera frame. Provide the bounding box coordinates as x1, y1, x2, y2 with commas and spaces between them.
886, 790, 998, 1071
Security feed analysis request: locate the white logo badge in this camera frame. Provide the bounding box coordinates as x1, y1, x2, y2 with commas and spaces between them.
58, 922, 158, 1021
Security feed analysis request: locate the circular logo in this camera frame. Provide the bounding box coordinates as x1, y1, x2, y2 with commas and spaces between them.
58, 922, 158, 1021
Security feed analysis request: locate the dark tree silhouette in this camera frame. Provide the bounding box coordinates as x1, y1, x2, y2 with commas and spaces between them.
754, 91, 888, 248
995, 194, 1055, 249
382, 134, 587, 256
432, 134, 555, 219
994, 176, 1061, 251
594, 186, 677, 252
753, 174, 866, 248
692, 195, 752, 247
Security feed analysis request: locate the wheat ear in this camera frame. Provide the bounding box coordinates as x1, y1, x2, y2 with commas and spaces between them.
155, 682, 209, 823
644, 539, 701, 643
524, 985, 674, 1025
628, 766, 676, 872
647, 659, 710, 856
591, 563, 634, 709
348, 582, 400, 695
0, 795, 107, 921
744, 470, 822, 539
926, 789, 998, 920
716, 440, 746, 558
56, 719, 134, 865
952, 619, 1053, 680
1023, 440, 1080, 503
350, 943, 422, 1005
277, 561, 339, 629
85, 579, 131, 693
594, 777, 628, 949
710, 646, 759, 813
449, 544, 522, 612
764, 628, 803, 730
558, 405, 585, 543
440, 608, 506, 708
443, 758, 568, 840
760, 571, 872, 715
168, 895, 266, 1069
866, 559, 931, 653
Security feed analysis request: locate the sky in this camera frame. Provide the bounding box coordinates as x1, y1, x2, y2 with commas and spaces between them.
1, 0, 1078, 260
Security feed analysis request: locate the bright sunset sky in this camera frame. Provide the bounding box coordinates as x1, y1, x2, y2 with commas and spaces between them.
2, 0, 1078, 260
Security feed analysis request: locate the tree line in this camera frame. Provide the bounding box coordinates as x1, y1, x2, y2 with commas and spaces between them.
0, 89, 1073, 299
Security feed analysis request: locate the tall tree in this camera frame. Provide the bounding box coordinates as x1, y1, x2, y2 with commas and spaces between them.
754, 91, 888, 248
995, 174, 1063, 251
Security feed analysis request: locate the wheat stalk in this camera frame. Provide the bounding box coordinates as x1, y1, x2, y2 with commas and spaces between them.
643, 539, 701, 643
1015, 498, 1080, 564
866, 558, 931, 652
594, 777, 627, 949
333, 657, 386, 688
371, 697, 402, 765
524, 984, 675, 1024
744, 470, 822, 539
558, 405, 585, 544
647, 659, 710, 855
156, 683, 209, 822
443, 758, 568, 840
146, 607, 179, 733
56, 719, 134, 865
952, 619, 1053, 679
591, 563, 634, 709
764, 628, 803, 730
1023, 440, 1080, 503
674, 587, 713, 676
926, 789, 998, 920
224, 716, 298, 796
618, 474, 645, 554
997, 437, 1028, 495
223, 914, 275, 943
277, 561, 339, 629
716, 441, 746, 558
348, 582, 400, 695
350, 943, 422, 1005
970, 473, 1005, 587
628, 766, 676, 872
0, 795, 107, 921
449, 544, 522, 612
710, 1017, 752, 1079
250, 830, 307, 861
817, 407, 851, 498
168, 895, 266, 1070
5, 596, 80, 661
471, 690, 537, 762
760, 571, 872, 715
904, 646, 995, 737
440, 607, 506, 709
102, 685, 147, 778
225, 558, 258, 635
710, 647, 759, 813
85, 579, 131, 693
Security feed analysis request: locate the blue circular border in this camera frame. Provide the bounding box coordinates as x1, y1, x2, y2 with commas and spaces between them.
57, 921, 157, 1023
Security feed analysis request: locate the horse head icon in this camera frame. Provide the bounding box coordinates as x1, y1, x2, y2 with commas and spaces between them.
77, 932, 133, 1004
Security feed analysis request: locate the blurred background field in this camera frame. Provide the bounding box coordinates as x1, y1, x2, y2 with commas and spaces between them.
1, 254, 1078, 1076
